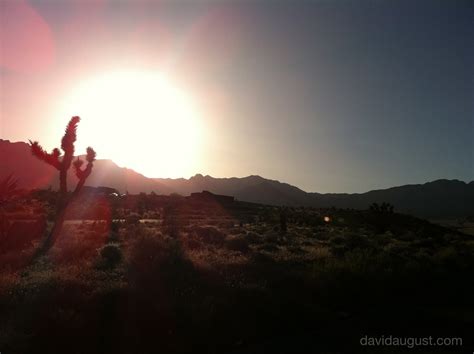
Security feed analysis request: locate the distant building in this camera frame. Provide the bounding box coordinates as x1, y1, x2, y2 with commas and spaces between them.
188, 190, 234, 204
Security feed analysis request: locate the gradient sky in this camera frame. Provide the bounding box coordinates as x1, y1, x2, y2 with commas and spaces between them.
1, 0, 473, 193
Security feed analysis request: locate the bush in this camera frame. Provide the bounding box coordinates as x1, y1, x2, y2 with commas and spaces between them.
163, 216, 180, 238
99, 243, 122, 268
329, 235, 345, 246
110, 221, 121, 232
183, 235, 202, 250
345, 233, 370, 250
313, 231, 330, 241
125, 214, 140, 226
225, 236, 250, 253
264, 232, 280, 244
127, 234, 193, 290
190, 226, 226, 246
246, 231, 262, 244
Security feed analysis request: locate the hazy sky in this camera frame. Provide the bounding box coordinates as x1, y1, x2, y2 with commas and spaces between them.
1, 0, 473, 193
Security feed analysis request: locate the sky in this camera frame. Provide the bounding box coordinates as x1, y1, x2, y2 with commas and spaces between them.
1, 0, 473, 193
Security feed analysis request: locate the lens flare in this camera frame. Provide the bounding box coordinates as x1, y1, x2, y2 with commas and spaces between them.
58, 70, 204, 178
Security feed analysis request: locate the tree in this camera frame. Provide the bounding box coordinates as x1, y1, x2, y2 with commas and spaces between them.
29, 116, 96, 249
369, 202, 394, 214
369, 202, 395, 233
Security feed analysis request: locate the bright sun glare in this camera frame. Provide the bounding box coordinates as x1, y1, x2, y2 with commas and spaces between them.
59, 70, 203, 178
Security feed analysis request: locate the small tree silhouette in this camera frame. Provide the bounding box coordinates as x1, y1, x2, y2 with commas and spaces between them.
30, 116, 80, 197
369, 202, 394, 214
369, 202, 395, 233
29, 116, 96, 249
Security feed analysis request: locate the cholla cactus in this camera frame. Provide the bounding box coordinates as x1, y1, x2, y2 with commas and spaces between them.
29, 116, 96, 196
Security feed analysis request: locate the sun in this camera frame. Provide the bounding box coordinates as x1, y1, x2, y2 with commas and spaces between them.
58, 70, 203, 178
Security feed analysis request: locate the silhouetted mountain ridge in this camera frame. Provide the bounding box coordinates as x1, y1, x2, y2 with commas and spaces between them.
1, 139, 472, 218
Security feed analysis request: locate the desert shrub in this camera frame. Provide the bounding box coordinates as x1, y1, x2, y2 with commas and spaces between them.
329, 235, 345, 246
47, 225, 103, 264
345, 233, 370, 250
181, 229, 206, 250
1, 219, 46, 253
125, 214, 140, 226
162, 204, 182, 238
246, 231, 262, 244
397, 230, 417, 241
383, 241, 411, 258
0, 247, 36, 272
127, 234, 193, 290
374, 231, 393, 246
328, 235, 348, 256
227, 227, 242, 235
251, 251, 273, 263
183, 234, 202, 250
313, 231, 330, 241
259, 243, 278, 252
412, 237, 436, 249
264, 232, 280, 244
329, 245, 347, 257
287, 245, 304, 254
225, 236, 250, 253
108, 231, 120, 243
163, 216, 180, 238
107, 221, 122, 243
99, 243, 122, 268
218, 220, 234, 229
50, 241, 95, 265
190, 226, 226, 246
110, 221, 121, 232
433, 246, 459, 266
413, 248, 431, 263
442, 233, 458, 243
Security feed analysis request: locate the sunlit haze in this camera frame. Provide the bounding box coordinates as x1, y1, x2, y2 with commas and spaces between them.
1, 0, 473, 192
58, 70, 203, 178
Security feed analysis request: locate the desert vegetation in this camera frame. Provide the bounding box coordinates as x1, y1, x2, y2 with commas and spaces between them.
29, 116, 96, 251
1, 188, 473, 353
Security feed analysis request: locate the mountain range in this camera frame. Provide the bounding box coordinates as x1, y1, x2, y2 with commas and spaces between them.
1, 139, 473, 218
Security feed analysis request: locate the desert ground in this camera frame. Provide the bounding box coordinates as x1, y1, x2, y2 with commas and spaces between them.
1, 190, 473, 353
